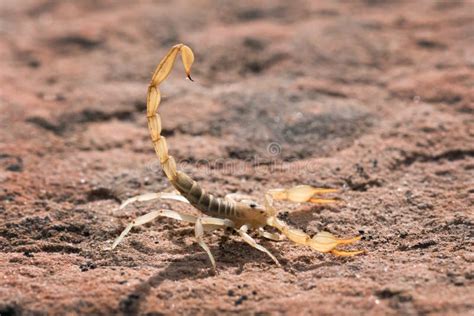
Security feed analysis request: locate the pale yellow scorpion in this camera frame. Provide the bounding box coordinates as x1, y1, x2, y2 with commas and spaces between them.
112, 44, 363, 271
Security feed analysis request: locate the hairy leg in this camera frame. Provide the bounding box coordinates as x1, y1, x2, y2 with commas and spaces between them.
118, 191, 190, 210
258, 228, 285, 241
111, 209, 197, 249
195, 217, 234, 272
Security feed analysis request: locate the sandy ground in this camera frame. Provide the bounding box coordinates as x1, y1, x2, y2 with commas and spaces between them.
0, 0, 473, 315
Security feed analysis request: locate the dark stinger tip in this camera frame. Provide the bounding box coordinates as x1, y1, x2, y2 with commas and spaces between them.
187, 74, 194, 82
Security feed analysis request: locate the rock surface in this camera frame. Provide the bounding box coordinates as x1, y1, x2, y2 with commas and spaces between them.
0, 0, 473, 315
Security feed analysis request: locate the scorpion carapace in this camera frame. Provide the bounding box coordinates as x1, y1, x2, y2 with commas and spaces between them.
112, 44, 363, 271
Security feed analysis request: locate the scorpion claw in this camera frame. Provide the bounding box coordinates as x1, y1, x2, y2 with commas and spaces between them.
266, 217, 364, 256
310, 231, 363, 254
187, 74, 194, 82
268, 185, 339, 204
330, 249, 366, 256
308, 198, 338, 204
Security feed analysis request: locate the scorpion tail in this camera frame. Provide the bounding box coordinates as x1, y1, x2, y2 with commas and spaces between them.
147, 44, 194, 181
267, 217, 364, 256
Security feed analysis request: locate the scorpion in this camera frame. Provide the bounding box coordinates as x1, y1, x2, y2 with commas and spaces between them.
111, 44, 363, 271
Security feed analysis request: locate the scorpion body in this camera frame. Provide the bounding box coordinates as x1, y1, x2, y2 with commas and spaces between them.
112, 44, 363, 271
171, 171, 267, 229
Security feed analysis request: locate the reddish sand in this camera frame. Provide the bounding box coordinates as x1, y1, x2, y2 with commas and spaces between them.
0, 0, 473, 315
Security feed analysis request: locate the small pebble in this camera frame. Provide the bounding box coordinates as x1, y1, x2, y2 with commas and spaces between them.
80, 262, 97, 272
235, 295, 248, 306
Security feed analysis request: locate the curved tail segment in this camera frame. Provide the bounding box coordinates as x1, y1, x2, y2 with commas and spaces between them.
147, 44, 194, 181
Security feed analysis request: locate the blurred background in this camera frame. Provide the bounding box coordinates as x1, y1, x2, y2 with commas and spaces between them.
0, 0, 472, 315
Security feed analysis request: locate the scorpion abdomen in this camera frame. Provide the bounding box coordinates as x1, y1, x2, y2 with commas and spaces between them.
172, 171, 234, 218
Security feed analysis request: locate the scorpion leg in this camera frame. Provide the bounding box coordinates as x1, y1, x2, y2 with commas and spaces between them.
111, 209, 197, 250
267, 185, 339, 204
118, 191, 189, 210
258, 228, 285, 241
195, 217, 235, 272
236, 225, 281, 267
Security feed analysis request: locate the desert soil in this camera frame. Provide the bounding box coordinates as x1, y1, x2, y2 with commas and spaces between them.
0, 0, 473, 315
